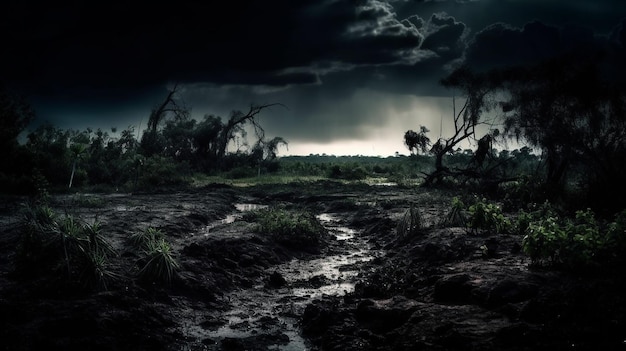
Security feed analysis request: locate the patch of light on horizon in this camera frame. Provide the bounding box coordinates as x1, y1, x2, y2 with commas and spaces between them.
283, 139, 408, 157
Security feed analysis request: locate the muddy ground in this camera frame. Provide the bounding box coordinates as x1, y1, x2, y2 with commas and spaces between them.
0, 181, 625, 350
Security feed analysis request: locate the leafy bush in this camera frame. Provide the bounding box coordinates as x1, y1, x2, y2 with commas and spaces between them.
467, 197, 511, 234
137, 155, 188, 189
521, 207, 626, 269
252, 206, 327, 250
522, 215, 565, 265
328, 163, 368, 180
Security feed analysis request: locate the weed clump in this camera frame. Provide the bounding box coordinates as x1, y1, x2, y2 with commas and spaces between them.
467, 197, 511, 234
440, 196, 467, 227
251, 206, 327, 251
17, 202, 117, 292
132, 227, 179, 285
397, 204, 423, 239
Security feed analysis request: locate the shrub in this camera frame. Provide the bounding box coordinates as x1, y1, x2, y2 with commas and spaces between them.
129, 227, 164, 250
16, 203, 117, 291
17, 202, 58, 274
136, 237, 180, 285
328, 163, 368, 180
521, 207, 626, 269
226, 166, 257, 179
78, 249, 117, 291
252, 206, 327, 250
522, 215, 565, 265
137, 155, 188, 189
467, 197, 511, 234
440, 196, 467, 227
397, 204, 423, 239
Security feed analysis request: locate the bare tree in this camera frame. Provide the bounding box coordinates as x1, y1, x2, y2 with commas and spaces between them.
423, 67, 500, 185
146, 85, 189, 134
141, 85, 190, 156
215, 103, 285, 161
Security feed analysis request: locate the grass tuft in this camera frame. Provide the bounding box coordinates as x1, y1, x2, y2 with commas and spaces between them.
252, 206, 327, 250
397, 204, 423, 238
136, 236, 180, 285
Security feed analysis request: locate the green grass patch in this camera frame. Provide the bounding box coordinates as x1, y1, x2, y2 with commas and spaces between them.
250, 206, 327, 251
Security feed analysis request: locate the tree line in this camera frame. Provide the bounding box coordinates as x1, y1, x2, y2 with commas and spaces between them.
0, 86, 287, 193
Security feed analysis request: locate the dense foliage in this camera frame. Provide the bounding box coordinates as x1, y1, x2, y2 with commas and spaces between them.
520, 206, 626, 270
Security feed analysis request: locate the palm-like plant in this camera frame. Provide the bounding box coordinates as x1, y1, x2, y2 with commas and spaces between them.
137, 237, 180, 285
77, 221, 118, 290
19, 202, 118, 290
68, 142, 88, 188
440, 196, 468, 227
18, 202, 58, 271
129, 227, 164, 249
79, 250, 118, 291
397, 204, 423, 238
83, 221, 116, 257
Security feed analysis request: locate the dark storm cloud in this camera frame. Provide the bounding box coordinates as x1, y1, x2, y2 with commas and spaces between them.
463, 21, 561, 71
462, 18, 626, 84
2, 0, 430, 97
4, 0, 626, 155
420, 12, 467, 60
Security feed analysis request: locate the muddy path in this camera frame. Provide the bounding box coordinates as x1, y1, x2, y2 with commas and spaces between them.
1, 182, 625, 350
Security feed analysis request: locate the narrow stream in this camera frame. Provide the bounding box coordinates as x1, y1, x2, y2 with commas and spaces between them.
202, 206, 377, 350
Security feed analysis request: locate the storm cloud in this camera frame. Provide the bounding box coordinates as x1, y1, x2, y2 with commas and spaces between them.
3, 0, 626, 156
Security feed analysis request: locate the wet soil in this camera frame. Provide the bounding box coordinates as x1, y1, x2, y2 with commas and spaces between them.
0, 181, 625, 350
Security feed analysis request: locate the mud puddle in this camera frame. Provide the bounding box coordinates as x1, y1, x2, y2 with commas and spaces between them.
203, 212, 378, 350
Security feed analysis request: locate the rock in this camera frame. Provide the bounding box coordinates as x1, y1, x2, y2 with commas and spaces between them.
238, 253, 255, 267
309, 275, 329, 288
433, 273, 473, 304
220, 337, 245, 351
302, 303, 334, 336
267, 271, 287, 288
487, 280, 538, 306
182, 242, 205, 256
355, 296, 421, 333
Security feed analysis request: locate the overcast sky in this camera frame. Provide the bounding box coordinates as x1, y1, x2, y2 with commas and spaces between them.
3, 0, 626, 156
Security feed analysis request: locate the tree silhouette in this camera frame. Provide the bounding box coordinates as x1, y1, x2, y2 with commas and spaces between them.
404, 126, 430, 155
0, 87, 35, 188
422, 66, 501, 185
141, 85, 190, 157
215, 104, 285, 162
68, 142, 87, 189
500, 56, 626, 211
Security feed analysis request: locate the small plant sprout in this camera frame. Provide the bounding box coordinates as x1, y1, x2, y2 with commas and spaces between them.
397, 203, 423, 238
440, 196, 467, 227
